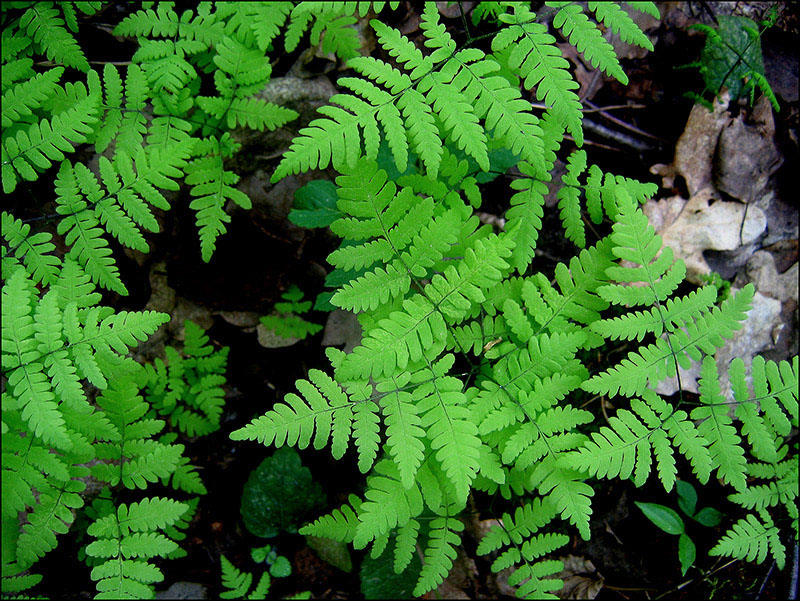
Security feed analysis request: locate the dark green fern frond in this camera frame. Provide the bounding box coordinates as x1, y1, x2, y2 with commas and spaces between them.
220, 554, 271, 600
141, 320, 229, 437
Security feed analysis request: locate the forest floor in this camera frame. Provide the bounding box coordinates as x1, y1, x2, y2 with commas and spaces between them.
25, 1, 799, 599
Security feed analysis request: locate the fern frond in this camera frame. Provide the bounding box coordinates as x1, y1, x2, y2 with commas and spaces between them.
591, 286, 718, 342
584, 284, 754, 397
413, 516, 464, 596
18, 2, 89, 71
1, 66, 64, 128
557, 149, 587, 248
588, 2, 654, 51
710, 511, 786, 569
549, 2, 627, 84
692, 356, 747, 491
352, 459, 423, 549
230, 369, 370, 462
185, 135, 251, 262
1, 211, 61, 286
476, 498, 567, 599
567, 389, 712, 491
376, 377, 425, 489
300, 495, 362, 543
2, 87, 99, 193
494, 5, 583, 144
87, 497, 188, 599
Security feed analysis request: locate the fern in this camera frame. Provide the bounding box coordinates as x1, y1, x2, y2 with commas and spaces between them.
548, 2, 628, 84
140, 320, 229, 437
16, 2, 90, 72
274, 3, 551, 181
710, 510, 787, 569
86, 497, 188, 599
477, 498, 568, 599
259, 285, 323, 341
220, 555, 271, 600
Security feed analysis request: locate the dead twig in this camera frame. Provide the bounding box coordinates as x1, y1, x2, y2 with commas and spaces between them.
584, 99, 661, 140
582, 119, 657, 153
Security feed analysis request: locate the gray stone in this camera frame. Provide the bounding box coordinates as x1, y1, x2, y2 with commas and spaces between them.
155, 581, 207, 600
715, 113, 783, 204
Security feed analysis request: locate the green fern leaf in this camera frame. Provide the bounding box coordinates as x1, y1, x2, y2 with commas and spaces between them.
2, 88, 98, 193
1, 211, 61, 286
588, 2, 654, 51
19, 2, 89, 71
710, 511, 786, 569
692, 356, 747, 491
493, 5, 583, 145
549, 2, 628, 84
413, 516, 463, 596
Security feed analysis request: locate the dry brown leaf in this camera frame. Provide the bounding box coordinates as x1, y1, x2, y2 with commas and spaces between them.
673, 91, 731, 196
548, 555, 604, 600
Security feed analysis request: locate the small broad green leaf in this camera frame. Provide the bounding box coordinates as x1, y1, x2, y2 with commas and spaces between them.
269, 555, 292, 578
635, 502, 685, 535
289, 180, 342, 228
240, 448, 325, 538
306, 535, 353, 573
676, 480, 697, 517
693, 507, 724, 528
678, 533, 696, 576
251, 545, 271, 564
360, 544, 422, 600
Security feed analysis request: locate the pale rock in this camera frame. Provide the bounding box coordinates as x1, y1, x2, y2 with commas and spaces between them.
657, 290, 782, 397
322, 309, 362, 354
643, 189, 767, 284
156, 582, 207, 600
742, 251, 799, 305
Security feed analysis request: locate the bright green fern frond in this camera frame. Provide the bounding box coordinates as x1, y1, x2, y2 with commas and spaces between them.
413, 515, 464, 596
1, 211, 61, 286
18, 2, 89, 71
352, 459, 423, 549
567, 389, 712, 491
710, 510, 786, 569
300, 494, 362, 543
584, 284, 754, 397
588, 2, 655, 51
1, 66, 64, 128
494, 5, 583, 145
692, 356, 748, 491
548, 2, 627, 84
230, 369, 364, 463
54, 161, 126, 295
87, 497, 188, 600
476, 498, 567, 600
185, 135, 251, 262
598, 190, 685, 307
557, 149, 587, 248
591, 286, 718, 342
2, 87, 99, 194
